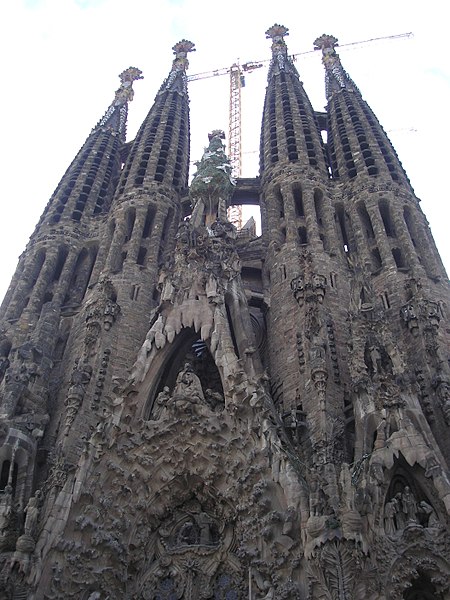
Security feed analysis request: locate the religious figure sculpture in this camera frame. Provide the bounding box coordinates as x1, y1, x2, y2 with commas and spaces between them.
173, 362, 205, 411
24, 490, 41, 538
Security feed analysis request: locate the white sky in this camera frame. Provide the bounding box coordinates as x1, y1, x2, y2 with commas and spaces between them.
0, 0, 448, 301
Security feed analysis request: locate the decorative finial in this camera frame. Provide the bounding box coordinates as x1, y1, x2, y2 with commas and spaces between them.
96, 66, 143, 138
313, 34, 359, 98
313, 34, 339, 53
265, 24, 295, 78
114, 67, 143, 106
265, 24, 289, 42
171, 40, 196, 71
163, 40, 196, 93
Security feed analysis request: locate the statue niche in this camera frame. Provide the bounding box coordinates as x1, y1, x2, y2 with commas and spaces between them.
146, 329, 225, 420
384, 463, 440, 536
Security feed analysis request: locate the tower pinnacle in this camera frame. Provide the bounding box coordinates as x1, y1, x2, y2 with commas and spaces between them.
265, 24, 296, 79
114, 67, 144, 106
163, 39, 196, 93
96, 66, 143, 141
313, 34, 359, 99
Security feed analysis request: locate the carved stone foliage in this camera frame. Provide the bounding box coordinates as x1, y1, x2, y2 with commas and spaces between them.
84, 277, 120, 350
307, 540, 372, 600
64, 360, 93, 435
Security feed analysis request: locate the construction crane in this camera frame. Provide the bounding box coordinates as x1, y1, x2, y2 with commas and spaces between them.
187, 32, 413, 229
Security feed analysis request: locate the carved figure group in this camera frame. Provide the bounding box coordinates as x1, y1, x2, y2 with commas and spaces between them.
384, 485, 438, 535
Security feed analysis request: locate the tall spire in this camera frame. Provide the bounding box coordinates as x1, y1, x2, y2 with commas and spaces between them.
96, 67, 143, 141
160, 39, 195, 95
260, 24, 328, 175
313, 34, 359, 100
33, 67, 142, 228
115, 40, 195, 196
315, 33, 411, 187
265, 24, 299, 80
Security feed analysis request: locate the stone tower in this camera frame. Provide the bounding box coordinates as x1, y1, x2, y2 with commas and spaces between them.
0, 26, 449, 600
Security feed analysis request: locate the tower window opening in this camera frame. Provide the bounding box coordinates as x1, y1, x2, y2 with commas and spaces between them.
403, 206, 417, 248
142, 205, 155, 239
372, 248, 382, 272
357, 202, 375, 240
137, 246, 147, 266
379, 201, 396, 237
124, 207, 136, 242
336, 205, 351, 254
274, 185, 284, 218
293, 185, 304, 217
51, 247, 68, 282
381, 291, 390, 309
392, 247, 407, 270
298, 226, 308, 245
131, 284, 140, 301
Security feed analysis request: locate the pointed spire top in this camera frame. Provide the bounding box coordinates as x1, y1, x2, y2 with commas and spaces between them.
162, 39, 196, 94
265, 24, 297, 80
96, 67, 143, 140
172, 39, 196, 65
113, 67, 143, 107
266, 23, 289, 43
313, 33, 360, 99
313, 33, 338, 53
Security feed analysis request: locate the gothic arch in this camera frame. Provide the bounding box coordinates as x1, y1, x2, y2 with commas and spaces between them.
382, 454, 444, 533
140, 327, 224, 420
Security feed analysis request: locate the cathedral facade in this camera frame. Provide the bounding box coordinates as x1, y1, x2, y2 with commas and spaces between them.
0, 25, 449, 599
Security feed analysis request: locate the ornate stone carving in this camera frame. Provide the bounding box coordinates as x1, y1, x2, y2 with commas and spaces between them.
64, 360, 93, 435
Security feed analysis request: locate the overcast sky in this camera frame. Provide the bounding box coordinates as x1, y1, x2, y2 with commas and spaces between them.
0, 0, 448, 301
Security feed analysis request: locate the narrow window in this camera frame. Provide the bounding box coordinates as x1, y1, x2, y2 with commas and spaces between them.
381, 291, 390, 309
379, 200, 396, 237
392, 247, 406, 269
137, 247, 147, 266
293, 185, 304, 217
357, 202, 375, 239
52, 247, 68, 282
124, 208, 136, 242
372, 248, 382, 272
130, 285, 140, 301
142, 205, 155, 239
274, 185, 284, 218
298, 227, 308, 245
